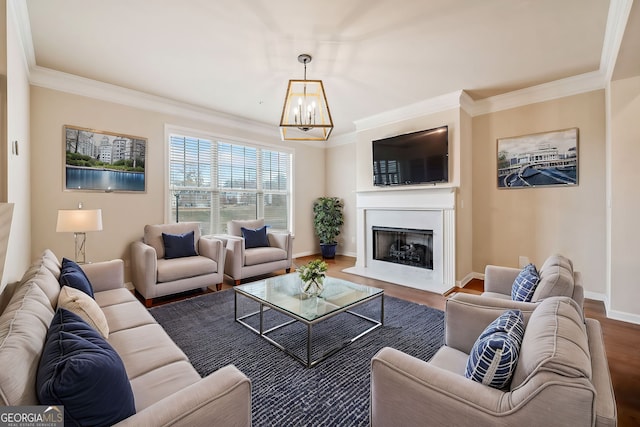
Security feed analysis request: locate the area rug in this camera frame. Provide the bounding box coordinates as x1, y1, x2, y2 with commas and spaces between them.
149, 289, 444, 427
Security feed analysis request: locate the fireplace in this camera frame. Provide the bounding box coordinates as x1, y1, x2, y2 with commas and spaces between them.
344, 187, 457, 294
372, 226, 433, 269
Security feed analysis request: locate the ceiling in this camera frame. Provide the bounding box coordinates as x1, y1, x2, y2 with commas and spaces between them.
22, 0, 637, 137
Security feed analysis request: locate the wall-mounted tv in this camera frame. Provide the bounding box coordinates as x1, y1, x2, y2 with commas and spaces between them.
372, 125, 449, 186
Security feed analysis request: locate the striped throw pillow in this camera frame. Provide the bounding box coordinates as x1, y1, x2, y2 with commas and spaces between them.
511, 263, 540, 302
465, 309, 525, 389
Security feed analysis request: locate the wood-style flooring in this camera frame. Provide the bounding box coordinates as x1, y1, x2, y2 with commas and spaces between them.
144, 254, 640, 427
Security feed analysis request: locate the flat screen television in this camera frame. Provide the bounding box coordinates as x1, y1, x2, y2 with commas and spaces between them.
372, 125, 449, 186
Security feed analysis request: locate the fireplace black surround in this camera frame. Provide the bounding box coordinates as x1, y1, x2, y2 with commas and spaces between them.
372, 226, 433, 269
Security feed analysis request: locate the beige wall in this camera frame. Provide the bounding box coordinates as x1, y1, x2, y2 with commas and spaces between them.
472, 90, 607, 295
609, 76, 640, 317
326, 137, 357, 256
456, 108, 473, 281
30, 87, 324, 278
1, 1, 31, 288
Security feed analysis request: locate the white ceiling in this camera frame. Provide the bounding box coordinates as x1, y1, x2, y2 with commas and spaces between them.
22, 0, 634, 137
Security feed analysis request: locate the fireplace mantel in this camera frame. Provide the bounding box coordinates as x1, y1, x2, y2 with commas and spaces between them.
344, 187, 456, 294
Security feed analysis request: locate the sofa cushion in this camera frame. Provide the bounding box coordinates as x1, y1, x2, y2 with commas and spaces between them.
156, 256, 218, 283
58, 285, 109, 338
511, 297, 590, 389
0, 282, 54, 405
59, 258, 94, 298
242, 225, 270, 248
466, 309, 525, 389
42, 249, 62, 280
244, 247, 288, 266
144, 222, 201, 259
129, 360, 201, 411
37, 308, 135, 426
20, 262, 60, 310
532, 256, 575, 301
511, 264, 540, 302
101, 301, 158, 333
228, 219, 265, 237
162, 231, 198, 259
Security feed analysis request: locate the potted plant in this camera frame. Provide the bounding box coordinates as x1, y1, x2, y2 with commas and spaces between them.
297, 259, 328, 296
312, 197, 344, 259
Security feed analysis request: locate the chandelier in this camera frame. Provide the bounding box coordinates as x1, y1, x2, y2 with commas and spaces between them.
279, 54, 333, 141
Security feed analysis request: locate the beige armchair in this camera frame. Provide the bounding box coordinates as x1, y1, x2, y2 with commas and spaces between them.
370, 295, 617, 427
214, 219, 292, 285
130, 222, 225, 307
472, 254, 584, 310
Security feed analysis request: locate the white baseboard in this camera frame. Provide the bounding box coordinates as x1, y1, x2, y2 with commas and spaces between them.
584, 290, 607, 302
456, 271, 484, 288
606, 309, 640, 325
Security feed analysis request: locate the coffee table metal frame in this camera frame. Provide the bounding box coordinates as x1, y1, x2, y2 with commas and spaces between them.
234, 277, 384, 368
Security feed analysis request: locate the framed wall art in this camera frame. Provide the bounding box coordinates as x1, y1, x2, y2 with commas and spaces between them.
497, 128, 578, 189
63, 125, 147, 192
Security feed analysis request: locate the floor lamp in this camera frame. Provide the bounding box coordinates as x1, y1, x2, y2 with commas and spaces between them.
56, 205, 103, 264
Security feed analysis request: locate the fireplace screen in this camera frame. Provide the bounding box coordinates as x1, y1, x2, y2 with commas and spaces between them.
372, 226, 433, 269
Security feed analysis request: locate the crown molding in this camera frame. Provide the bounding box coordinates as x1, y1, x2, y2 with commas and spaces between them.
470, 70, 607, 117
600, 0, 634, 82
354, 90, 466, 132
9, 0, 36, 73
29, 65, 280, 139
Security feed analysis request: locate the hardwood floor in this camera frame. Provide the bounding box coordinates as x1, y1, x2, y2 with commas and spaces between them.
146, 254, 640, 426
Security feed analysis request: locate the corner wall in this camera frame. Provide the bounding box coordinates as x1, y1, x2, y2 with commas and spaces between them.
609, 75, 640, 320
472, 90, 607, 296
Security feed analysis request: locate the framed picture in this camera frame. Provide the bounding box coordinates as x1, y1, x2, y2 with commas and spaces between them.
497, 128, 578, 188
63, 125, 147, 192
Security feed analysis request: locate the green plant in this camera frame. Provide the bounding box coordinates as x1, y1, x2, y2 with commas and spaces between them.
297, 259, 328, 283
312, 197, 344, 244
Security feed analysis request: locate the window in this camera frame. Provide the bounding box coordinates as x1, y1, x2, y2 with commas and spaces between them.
168, 133, 291, 235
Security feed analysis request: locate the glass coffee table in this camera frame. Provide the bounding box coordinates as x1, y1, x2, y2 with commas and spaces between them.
234, 273, 384, 368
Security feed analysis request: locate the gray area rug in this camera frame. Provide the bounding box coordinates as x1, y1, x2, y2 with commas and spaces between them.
149, 289, 444, 426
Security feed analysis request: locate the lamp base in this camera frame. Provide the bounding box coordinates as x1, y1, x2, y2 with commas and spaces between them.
74, 232, 87, 264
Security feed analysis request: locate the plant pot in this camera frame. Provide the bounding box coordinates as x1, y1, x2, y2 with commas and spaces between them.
320, 243, 337, 259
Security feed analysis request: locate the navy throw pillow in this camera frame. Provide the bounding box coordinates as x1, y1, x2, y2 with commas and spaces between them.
511, 263, 540, 302
465, 309, 525, 389
59, 258, 94, 298
241, 226, 270, 249
37, 308, 136, 426
162, 230, 198, 259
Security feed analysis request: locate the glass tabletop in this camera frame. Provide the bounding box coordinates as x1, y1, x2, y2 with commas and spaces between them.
235, 273, 383, 322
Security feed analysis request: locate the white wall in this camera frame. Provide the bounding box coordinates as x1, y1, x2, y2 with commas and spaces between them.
326, 136, 357, 256
1, 1, 31, 288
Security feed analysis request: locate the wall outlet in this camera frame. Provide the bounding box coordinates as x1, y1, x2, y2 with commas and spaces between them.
518, 256, 530, 268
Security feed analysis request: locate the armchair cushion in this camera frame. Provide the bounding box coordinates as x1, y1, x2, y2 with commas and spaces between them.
241, 225, 270, 248
511, 264, 539, 302
37, 308, 135, 426
465, 309, 525, 389
228, 219, 265, 237
162, 231, 198, 259
59, 258, 94, 298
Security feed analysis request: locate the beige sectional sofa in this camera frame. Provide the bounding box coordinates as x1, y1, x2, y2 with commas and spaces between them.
0, 250, 251, 426
370, 295, 617, 426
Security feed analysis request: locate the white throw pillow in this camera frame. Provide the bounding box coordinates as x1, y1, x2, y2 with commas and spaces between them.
57, 285, 109, 338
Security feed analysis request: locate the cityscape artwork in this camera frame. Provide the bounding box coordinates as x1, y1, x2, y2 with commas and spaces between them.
497, 128, 578, 188
64, 125, 147, 192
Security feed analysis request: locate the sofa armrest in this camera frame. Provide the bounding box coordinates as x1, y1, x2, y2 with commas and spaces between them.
81, 259, 125, 292
572, 271, 585, 309
130, 240, 158, 298
115, 365, 251, 427
483, 265, 520, 295
586, 319, 617, 426
445, 293, 538, 354
371, 347, 505, 426
198, 236, 225, 267
223, 236, 245, 277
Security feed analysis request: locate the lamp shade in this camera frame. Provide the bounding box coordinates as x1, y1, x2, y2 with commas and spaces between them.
56, 209, 103, 233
